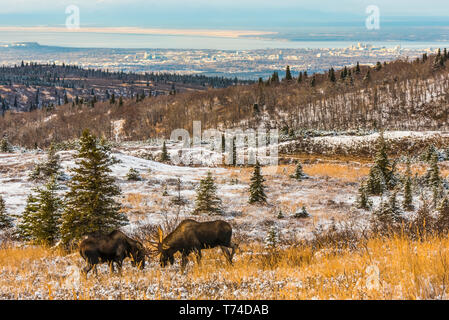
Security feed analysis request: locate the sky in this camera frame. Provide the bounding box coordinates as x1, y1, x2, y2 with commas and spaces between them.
0, 0, 448, 29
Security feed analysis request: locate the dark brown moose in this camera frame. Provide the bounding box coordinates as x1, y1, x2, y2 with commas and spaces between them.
154, 219, 237, 270
79, 230, 147, 276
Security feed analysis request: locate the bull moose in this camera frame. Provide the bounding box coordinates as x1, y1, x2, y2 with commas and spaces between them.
79, 230, 147, 276
154, 219, 237, 270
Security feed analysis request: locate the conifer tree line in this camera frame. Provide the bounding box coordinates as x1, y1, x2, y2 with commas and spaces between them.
356, 132, 449, 233
1, 129, 128, 246
0, 62, 253, 111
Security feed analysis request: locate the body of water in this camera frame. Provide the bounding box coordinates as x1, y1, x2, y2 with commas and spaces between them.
1, 31, 448, 50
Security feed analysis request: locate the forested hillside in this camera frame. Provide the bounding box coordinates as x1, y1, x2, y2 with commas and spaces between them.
0, 62, 250, 113
1, 50, 449, 148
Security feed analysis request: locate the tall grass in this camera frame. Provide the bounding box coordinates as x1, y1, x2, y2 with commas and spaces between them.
1, 235, 449, 299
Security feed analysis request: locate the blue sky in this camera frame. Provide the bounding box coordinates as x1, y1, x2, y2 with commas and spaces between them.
0, 0, 448, 29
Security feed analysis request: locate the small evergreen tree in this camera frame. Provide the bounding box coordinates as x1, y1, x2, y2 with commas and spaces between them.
427, 152, 442, 188
294, 206, 310, 219
29, 143, 62, 181
248, 161, 267, 204
17, 194, 39, 241
277, 209, 284, 219
375, 61, 382, 71
162, 184, 169, 196
367, 132, 395, 195
355, 62, 361, 74
60, 130, 128, 245
160, 141, 170, 162
437, 196, 449, 233
126, 168, 142, 181
291, 162, 308, 181
356, 181, 372, 210
403, 159, 414, 211
0, 195, 13, 230
388, 189, 400, 221
329, 68, 336, 82
264, 225, 279, 250
193, 172, 223, 215
171, 178, 186, 206
17, 177, 61, 245
411, 195, 434, 237
297, 72, 303, 83
0, 136, 12, 153
285, 65, 293, 81
270, 71, 280, 85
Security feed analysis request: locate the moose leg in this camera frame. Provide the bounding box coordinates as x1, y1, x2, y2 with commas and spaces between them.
181, 252, 189, 272
220, 246, 232, 264
195, 249, 202, 265
229, 243, 238, 262
116, 261, 123, 275
108, 261, 115, 274
83, 263, 93, 278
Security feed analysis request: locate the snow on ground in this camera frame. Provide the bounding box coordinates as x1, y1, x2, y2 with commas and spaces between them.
0, 140, 364, 242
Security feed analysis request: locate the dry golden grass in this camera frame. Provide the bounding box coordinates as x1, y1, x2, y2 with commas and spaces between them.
1, 235, 449, 300
225, 163, 370, 184
302, 163, 369, 182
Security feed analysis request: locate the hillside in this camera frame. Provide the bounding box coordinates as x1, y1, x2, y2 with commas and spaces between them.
0, 62, 251, 113
1, 51, 449, 148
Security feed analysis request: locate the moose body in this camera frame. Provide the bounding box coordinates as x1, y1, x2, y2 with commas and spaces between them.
79, 230, 146, 276
158, 219, 237, 269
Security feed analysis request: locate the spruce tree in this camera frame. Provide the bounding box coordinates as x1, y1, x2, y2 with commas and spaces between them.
427, 152, 442, 188
0, 136, 11, 153
17, 177, 61, 245
160, 141, 170, 162
356, 181, 372, 210
291, 161, 308, 181
171, 178, 186, 206
270, 72, 280, 85
388, 189, 400, 221
30, 143, 62, 181
355, 62, 361, 74
285, 65, 293, 81
17, 194, 39, 241
0, 195, 13, 230
375, 62, 382, 71
437, 197, 449, 233
193, 171, 223, 215
249, 161, 267, 204
264, 225, 279, 250
126, 168, 142, 181
403, 159, 414, 211
329, 68, 336, 82
60, 130, 127, 244
277, 209, 284, 219
294, 206, 310, 219
297, 72, 303, 83
367, 132, 395, 195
